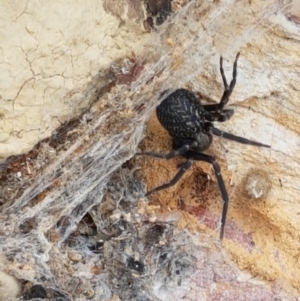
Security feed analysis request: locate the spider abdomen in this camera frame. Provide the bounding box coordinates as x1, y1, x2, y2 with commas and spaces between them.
156, 89, 207, 138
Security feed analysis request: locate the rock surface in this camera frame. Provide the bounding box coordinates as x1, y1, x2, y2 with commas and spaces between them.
0, 0, 299, 300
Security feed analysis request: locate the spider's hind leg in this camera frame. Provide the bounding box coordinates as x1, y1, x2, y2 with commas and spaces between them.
203, 104, 234, 122
214, 52, 240, 120
210, 127, 271, 148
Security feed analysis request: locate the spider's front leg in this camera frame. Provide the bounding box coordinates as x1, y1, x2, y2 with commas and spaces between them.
135, 140, 198, 196
145, 159, 193, 196
184, 150, 228, 240
135, 140, 197, 159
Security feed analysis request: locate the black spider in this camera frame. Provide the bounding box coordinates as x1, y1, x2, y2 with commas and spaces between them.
137, 53, 270, 240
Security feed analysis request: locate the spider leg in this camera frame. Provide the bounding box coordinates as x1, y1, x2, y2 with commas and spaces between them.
184, 151, 228, 240
220, 56, 229, 90
203, 104, 234, 122
215, 52, 240, 120
217, 111, 234, 122
136, 140, 198, 159
146, 159, 193, 196
210, 127, 271, 148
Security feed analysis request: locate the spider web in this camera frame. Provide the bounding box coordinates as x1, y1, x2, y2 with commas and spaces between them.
0, 1, 294, 300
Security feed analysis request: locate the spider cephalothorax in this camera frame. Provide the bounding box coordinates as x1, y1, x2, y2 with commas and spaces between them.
137, 53, 270, 240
